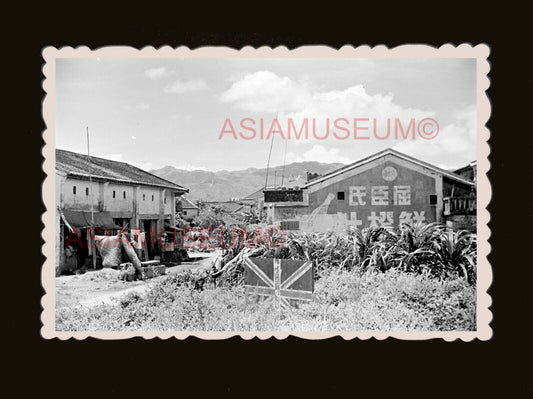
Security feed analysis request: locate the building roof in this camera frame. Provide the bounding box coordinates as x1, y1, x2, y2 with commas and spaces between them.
454, 160, 477, 174
243, 186, 270, 201
56, 149, 188, 192
302, 148, 475, 188
243, 180, 306, 201
178, 197, 199, 210
203, 201, 246, 214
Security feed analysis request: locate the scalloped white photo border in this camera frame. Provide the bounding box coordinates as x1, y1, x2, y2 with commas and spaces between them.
41, 44, 492, 340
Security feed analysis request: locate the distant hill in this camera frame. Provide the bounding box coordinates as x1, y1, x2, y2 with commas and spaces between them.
150, 161, 345, 202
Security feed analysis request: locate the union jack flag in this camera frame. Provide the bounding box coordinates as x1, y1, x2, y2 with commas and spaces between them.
244, 257, 314, 309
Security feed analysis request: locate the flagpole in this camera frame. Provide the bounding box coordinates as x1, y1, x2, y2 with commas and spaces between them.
87, 126, 96, 270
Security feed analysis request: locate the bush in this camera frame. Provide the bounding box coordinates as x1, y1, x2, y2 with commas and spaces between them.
56, 267, 476, 332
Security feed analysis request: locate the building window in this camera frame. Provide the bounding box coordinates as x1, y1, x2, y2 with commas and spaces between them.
113, 190, 116, 199
73, 186, 76, 195
86, 187, 89, 196
429, 194, 438, 205
337, 191, 345, 200
183, 210, 187, 215
123, 191, 126, 199
164, 197, 167, 204
113, 218, 131, 229
280, 220, 300, 231
143, 194, 146, 201
152, 195, 154, 202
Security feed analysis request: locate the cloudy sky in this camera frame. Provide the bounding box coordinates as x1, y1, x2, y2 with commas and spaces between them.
56, 57, 476, 171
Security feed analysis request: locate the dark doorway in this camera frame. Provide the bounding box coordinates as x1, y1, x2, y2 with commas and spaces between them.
142, 219, 158, 260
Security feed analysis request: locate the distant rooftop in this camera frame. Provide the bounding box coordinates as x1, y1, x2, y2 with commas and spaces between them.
243, 178, 306, 200
202, 200, 246, 214
178, 197, 199, 209
56, 149, 188, 192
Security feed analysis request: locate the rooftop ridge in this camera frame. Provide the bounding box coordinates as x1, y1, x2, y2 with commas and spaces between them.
56, 148, 188, 192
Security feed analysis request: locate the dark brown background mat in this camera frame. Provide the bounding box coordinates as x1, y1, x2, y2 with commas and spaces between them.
6, 7, 529, 395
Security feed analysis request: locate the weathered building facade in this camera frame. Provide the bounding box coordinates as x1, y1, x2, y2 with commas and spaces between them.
264, 149, 476, 233
55, 149, 188, 274
442, 160, 477, 230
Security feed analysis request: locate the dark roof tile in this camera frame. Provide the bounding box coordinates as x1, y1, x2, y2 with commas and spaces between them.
56, 149, 187, 192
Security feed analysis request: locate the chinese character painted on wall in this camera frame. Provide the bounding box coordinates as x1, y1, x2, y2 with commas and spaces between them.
399, 210, 426, 225
349, 212, 363, 228
398, 211, 412, 225
371, 186, 389, 205
349, 186, 366, 206
393, 185, 411, 205
413, 211, 426, 223
368, 211, 394, 227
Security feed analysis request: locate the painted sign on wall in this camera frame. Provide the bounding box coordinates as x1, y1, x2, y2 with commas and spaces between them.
306, 161, 438, 229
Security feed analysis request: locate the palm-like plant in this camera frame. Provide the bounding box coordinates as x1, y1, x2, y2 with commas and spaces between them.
216, 221, 478, 286
388, 222, 444, 273
435, 229, 477, 284
348, 226, 390, 270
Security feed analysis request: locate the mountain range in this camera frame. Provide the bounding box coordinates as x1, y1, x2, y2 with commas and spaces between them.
150, 161, 345, 202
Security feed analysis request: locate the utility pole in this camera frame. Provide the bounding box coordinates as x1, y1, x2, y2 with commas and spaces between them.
264, 112, 277, 190
87, 126, 96, 270
281, 132, 288, 187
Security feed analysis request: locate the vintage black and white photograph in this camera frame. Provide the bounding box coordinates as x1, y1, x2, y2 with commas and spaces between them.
42, 45, 491, 339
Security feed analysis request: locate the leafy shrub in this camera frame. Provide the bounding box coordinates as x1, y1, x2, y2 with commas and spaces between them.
56, 267, 476, 332
217, 223, 477, 285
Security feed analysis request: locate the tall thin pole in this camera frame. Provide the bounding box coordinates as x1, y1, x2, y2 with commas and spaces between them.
264, 113, 277, 190
87, 126, 96, 269
281, 131, 288, 187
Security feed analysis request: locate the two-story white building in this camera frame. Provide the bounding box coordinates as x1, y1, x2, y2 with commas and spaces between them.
55, 149, 188, 274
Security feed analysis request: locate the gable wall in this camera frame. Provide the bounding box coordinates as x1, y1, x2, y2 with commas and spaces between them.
306, 158, 438, 229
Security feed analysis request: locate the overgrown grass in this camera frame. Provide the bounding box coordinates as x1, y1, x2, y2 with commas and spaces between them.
56, 268, 476, 332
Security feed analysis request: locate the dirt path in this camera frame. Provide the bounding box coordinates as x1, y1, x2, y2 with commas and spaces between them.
56, 250, 221, 309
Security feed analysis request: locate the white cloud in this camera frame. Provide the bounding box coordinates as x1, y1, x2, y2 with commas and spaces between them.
218, 71, 438, 156
393, 105, 476, 168
219, 70, 474, 168
219, 70, 312, 113
136, 104, 150, 111
164, 79, 209, 94
285, 144, 352, 164
280, 85, 435, 147
144, 67, 175, 80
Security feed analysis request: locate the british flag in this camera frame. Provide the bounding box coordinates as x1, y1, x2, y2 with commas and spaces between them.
244, 257, 314, 309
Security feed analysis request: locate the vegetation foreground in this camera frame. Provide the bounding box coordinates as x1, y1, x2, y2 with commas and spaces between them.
56, 268, 476, 332
56, 223, 477, 332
